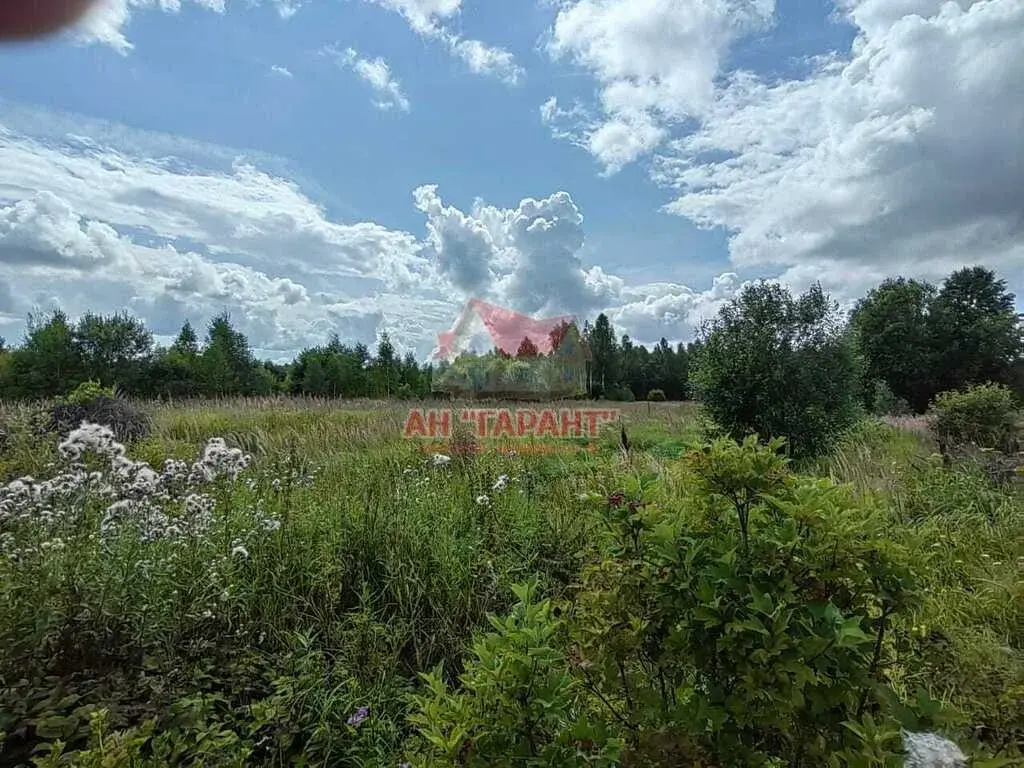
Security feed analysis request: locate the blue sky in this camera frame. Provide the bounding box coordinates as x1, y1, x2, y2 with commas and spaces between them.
0, 0, 1020, 360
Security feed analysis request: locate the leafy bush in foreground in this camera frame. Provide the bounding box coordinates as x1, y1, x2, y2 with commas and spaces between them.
411, 437, 936, 767
408, 579, 624, 767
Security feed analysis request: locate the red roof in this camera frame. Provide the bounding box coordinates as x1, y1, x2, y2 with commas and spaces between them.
434, 298, 576, 359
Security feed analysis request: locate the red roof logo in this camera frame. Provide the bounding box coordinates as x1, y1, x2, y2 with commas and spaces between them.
431, 298, 577, 362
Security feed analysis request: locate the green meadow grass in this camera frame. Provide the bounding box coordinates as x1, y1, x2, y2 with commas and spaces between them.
0, 397, 1020, 765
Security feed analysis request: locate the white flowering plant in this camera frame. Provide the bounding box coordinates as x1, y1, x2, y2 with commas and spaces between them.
0, 422, 282, 682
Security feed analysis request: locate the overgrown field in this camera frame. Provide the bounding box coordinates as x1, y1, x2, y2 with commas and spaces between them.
0, 398, 1020, 766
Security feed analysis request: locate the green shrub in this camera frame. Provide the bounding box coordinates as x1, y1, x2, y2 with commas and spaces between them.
411, 437, 936, 767
62, 379, 116, 405
692, 282, 861, 461
646, 388, 667, 402
605, 386, 636, 402
568, 436, 926, 766
407, 578, 624, 767
929, 383, 1020, 453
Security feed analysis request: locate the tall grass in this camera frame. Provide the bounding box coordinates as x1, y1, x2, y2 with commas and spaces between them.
0, 398, 1020, 765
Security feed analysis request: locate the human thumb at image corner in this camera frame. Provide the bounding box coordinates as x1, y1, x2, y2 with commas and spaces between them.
0, 0, 100, 41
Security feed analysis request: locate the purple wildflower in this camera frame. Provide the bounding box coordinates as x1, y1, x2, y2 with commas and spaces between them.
347, 706, 370, 726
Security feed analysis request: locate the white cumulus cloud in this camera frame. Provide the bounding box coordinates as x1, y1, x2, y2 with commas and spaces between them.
0, 192, 132, 271
72, 0, 228, 53
413, 185, 625, 318
545, 0, 775, 172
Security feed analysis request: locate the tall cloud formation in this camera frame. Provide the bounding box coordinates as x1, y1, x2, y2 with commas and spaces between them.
413, 185, 622, 318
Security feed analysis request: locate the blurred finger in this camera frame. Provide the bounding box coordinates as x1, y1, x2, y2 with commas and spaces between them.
0, 0, 99, 40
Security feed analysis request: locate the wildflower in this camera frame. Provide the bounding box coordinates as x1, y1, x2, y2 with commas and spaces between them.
431, 453, 451, 467
347, 706, 370, 726
111, 456, 161, 496
492, 474, 509, 492
58, 422, 126, 462
476, 494, 490, 506
231, 543, 250, 559
607, 491, 626, 507
190, 437, 251, 482
901, 731, 966, 768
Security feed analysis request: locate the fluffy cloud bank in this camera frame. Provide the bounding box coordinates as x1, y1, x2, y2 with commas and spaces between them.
0, 109, 739, 360
544, 0, 775, 173
545, 0, 1024, 304
659, 0, 1024, 282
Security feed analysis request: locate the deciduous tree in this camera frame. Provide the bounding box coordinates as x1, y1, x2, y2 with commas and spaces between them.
692, 281, 860, 460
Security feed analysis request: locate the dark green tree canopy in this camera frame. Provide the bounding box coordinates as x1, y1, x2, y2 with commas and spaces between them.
852, 267, 1022, 413
928, 266, 1022, 396
692, 281, 861, 460
851, 277, 936, 413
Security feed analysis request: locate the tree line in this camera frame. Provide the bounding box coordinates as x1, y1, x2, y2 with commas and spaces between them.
0, 266, 1019, 408
0, 310, 431, 401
